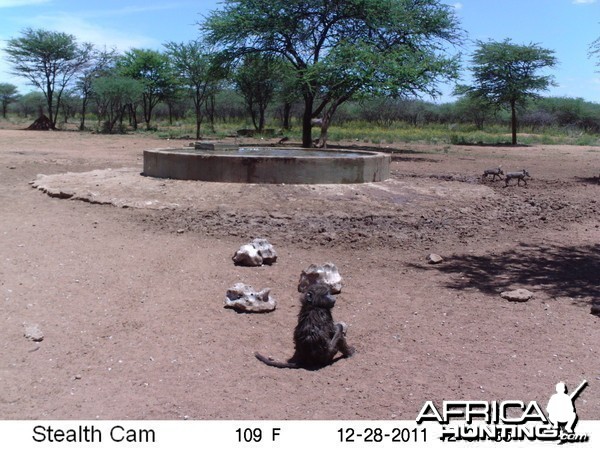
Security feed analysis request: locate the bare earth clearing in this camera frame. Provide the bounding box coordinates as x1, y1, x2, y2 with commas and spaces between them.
1, 127, 599, 420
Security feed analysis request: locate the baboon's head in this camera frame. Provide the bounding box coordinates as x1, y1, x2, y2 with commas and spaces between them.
302, 283, 336, 309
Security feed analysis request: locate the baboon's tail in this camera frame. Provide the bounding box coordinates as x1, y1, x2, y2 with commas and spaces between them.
255, 352, 299, 369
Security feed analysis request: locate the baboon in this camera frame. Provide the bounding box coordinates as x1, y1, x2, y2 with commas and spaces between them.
255, 283, 355, 369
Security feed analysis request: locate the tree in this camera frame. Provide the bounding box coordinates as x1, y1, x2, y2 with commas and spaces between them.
589, 34, 600, 67
117, 49, 176, 130
453, 93, 494, 130
15, 91, 46, 117
76, 47, 118, 130
0, 83, 20, 118
58, 89, 79, 124
164, 41, 222, 139
202, 0, 462, 148
5, 28, 92, 129
234, 54, 282, 133
457, 39, 557, 145
92, 76, 144, 133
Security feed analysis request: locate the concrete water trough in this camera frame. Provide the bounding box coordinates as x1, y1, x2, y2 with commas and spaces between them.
143, 146, 391, 184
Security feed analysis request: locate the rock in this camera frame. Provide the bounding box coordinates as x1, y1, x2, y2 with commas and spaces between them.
232, 239, 277, 266
591, 303, 600, 317
24, 324, 44, 342
224, 283, 277, 313
500, 288, 534, 302
250, 238, 277, 265
427, 253, 444, 264
298, 263, 342, 294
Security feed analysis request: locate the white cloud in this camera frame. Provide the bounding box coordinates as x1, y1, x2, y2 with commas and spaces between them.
0, 0, 50, 7
453, 2, 464, 10
84, 4, 185, 19
11, 13, 159, 51
572, 0, 597, 4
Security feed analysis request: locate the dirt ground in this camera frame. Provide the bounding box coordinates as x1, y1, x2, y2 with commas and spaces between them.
0, 127, 599, 421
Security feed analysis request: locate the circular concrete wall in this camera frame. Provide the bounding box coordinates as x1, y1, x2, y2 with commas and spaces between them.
143, 147, 390, 184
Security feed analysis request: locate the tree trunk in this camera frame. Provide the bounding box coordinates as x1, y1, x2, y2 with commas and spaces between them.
79, 96, 88, 131
314, 99, 344, 148
315, 123, 329, 148
205, 94, 216, 133
168, 103, 174, 125
193, 87, 204, 140
128, 104, 138, 130
45, 81, 56, 129
301, 95, 314, 148
511, 100, 518, 145
282, 102, 292, 130
143, 94, 154, 130
194, 102, 203, 140
258, 106, 266, 133
249, 104, 259, 131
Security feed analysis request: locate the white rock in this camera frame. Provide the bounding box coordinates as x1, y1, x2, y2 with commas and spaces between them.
250, 238, 277, 265
500, 288, 534, 302
427, 253, 444, 264
24, 324, 44, 342
232, 244, 262, 266
298, 262, 342, 294
224, 283, 277, 313
232, 239, 277, 266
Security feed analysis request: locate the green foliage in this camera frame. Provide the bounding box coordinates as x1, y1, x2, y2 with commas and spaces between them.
15, 91, 46, 117
462, 39, 557, 105
76, 48, 119, 130
164, 40, 223, 138
202, 0, 463, 147
5, 28, 93, 128
117, 48, 177, 130
0, 83, 20, 118
458, 39, 557, 145
92, 76, 144, 133
234, 54, 285, 132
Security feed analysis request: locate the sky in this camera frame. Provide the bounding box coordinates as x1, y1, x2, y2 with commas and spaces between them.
0, 0, 599, 103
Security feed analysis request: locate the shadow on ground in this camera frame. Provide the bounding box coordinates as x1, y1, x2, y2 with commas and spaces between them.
574, 176, 600, 185
411, 243, 600, 303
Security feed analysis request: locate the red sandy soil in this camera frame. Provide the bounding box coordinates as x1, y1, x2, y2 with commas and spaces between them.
0, 127, 599, 420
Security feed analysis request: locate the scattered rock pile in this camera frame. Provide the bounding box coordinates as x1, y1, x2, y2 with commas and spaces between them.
224, 283, 277, 313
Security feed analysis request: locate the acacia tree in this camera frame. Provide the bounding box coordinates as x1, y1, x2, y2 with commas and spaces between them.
164, 41, 222, 139
117, 49, 176, 130
5, 28, 92, 129
92, 76, 144, 133
234, 54, 283, 133
76, 48, 118, 130
589, 34, 600, 66
202, 0, 462, 148
457, 39, 557, 145
0, 83, 20, 118
452, 93, 494, 130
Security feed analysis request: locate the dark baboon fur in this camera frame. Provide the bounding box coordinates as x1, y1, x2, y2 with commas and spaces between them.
255, 284, 355, 369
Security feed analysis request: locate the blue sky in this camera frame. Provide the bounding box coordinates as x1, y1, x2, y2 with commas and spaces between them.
1, 0, 599, 103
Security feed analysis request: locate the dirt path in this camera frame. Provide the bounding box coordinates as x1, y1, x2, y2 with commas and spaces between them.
1, 129, 599, 420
